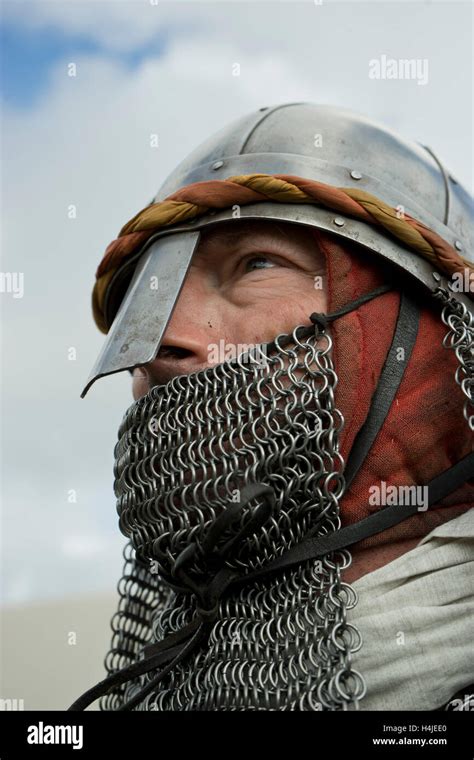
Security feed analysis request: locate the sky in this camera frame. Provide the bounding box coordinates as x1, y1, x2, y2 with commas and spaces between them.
1, 0, 472, 606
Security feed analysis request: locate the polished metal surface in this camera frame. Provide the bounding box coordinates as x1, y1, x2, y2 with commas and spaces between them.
82, 231, 200, 397
155, 103, 473, 258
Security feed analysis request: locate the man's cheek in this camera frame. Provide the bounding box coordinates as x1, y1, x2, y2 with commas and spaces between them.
270, 290, 327, 329
132, 368, 150, 401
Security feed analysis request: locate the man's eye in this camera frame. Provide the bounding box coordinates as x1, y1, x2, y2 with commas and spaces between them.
244, 255, 276, 272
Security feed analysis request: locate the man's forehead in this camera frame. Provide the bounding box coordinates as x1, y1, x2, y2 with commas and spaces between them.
198, 219, 295, 247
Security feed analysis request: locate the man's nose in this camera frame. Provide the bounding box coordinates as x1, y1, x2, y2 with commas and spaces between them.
142, 270, 224, 386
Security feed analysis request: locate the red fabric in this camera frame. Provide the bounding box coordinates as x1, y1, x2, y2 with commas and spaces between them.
312, 229, 474, 583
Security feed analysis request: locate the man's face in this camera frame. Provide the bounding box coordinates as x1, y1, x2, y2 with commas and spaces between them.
132, 219, 328, 400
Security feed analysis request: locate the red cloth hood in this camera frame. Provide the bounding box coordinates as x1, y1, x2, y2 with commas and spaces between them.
312, 229, 473, 582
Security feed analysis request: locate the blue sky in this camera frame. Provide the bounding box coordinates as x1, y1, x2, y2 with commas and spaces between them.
1, 18, 168, 106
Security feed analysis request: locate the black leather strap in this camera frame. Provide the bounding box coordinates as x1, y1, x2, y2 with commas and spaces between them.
241, 451, 474, 584
344, 290, 420, 489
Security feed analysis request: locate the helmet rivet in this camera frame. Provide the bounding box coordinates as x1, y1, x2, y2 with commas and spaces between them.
350, 170, 363, 180
333, 217, 345, 227
212, 160, 224, 170
454, 240, 463, 251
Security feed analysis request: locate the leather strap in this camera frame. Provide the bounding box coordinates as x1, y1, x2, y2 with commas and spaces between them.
344, 290, 420, 489
242, 451, 474, 584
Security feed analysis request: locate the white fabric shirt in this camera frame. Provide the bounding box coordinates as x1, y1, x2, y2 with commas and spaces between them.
347, 508, 474, 710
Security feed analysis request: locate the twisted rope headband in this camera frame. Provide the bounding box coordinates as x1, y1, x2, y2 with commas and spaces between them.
93, 173, 473, 333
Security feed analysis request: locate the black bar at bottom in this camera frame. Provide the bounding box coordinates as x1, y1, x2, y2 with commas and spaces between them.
0, 709, 472, 758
